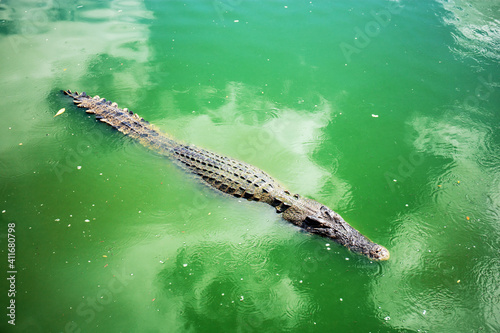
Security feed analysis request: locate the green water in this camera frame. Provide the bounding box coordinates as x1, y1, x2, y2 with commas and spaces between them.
1, 0, 499, 332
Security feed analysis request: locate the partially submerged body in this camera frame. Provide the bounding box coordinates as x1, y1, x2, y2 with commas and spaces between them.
62, 90, 390, 261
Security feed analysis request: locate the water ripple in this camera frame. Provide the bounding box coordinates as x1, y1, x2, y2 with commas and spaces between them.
439, 0, 500, 63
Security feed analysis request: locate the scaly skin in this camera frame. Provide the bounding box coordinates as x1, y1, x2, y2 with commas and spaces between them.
62, 90, 390, 261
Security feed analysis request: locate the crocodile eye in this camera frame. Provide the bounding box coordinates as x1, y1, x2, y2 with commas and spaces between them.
320, 206, 334, 219
304, 216, 323, 227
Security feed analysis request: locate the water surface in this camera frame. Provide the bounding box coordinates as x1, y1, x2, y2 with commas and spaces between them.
0, 0, 499, 332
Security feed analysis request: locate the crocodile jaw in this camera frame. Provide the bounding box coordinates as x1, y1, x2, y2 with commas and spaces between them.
282, 199, 390, 261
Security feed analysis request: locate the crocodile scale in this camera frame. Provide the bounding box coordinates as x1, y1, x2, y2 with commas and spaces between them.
62, 90, 390, 261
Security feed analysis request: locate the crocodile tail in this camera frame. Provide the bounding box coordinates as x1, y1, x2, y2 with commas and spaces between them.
62, 90, 179, 154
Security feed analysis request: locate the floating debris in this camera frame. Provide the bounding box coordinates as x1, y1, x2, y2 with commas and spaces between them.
54, 108, 66, 117
372, 114, 379, 118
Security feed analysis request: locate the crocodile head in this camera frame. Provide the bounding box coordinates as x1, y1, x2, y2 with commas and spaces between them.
304, 205, 390, 261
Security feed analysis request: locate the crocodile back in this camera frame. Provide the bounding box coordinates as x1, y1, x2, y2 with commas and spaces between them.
171, 144, 281, 203
63, 90, 178, 156
63, 90, 280, 203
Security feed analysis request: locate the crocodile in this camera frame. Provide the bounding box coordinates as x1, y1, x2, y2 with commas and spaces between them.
62, 90, 390, 261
